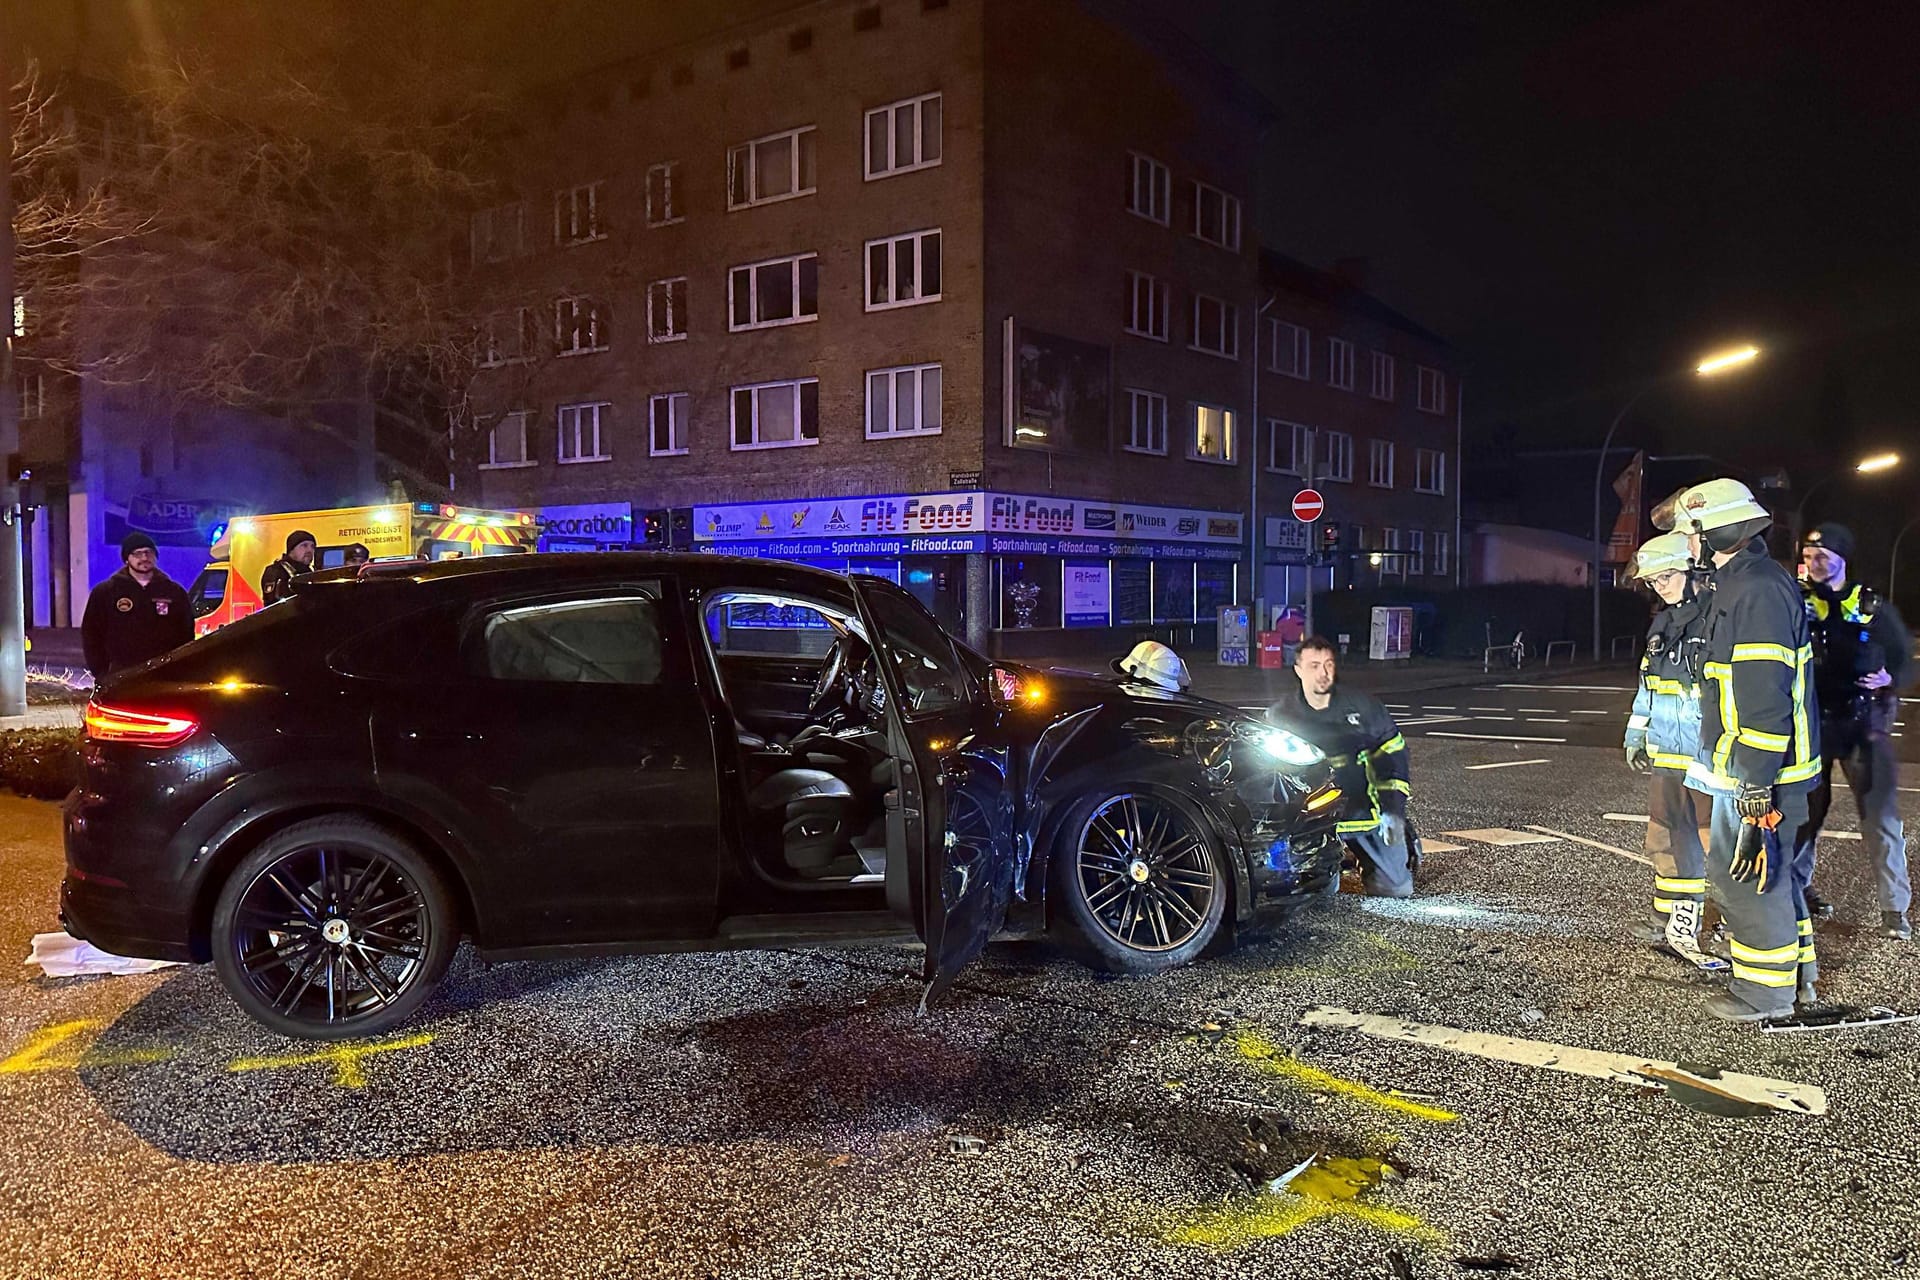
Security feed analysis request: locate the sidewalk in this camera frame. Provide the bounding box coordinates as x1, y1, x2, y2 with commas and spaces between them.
1034, 651, 1633, 706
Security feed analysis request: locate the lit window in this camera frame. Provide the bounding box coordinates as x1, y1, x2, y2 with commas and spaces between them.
866, 363, 942, 438
866, 93, 942, 179
1126, 389, 1168, 455
728, 125, 818, 209
866, 228, 942, 310
1128, 153, 1170, 225
729, 253, 819, 330
646, 278, 688, 343
731, 378, 820, 450
650, 392, 689, 456
1189, 403, 1236, 464
557, 402, 612, 463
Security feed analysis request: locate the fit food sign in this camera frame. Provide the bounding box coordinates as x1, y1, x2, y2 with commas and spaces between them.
694, 491, 1242, 546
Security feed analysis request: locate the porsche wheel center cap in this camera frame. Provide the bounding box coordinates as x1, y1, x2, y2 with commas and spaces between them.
321, 919, 352, 945
1128, 860, 1151, 884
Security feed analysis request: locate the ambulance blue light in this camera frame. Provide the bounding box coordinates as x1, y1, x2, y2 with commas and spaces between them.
207, 522, 228, 546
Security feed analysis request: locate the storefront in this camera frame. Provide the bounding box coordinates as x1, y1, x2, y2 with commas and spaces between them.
533, 501, 635, 553
693, 491, 1244, 655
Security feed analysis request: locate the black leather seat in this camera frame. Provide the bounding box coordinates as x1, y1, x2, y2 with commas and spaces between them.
748, 768, 856, 876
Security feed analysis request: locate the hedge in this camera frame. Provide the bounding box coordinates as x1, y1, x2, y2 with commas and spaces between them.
1304, 583, 1651, 660
0, 727, 84, 801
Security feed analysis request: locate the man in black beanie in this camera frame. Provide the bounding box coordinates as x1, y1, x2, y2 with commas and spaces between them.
81, 531, 195, 683
1797, 521, 1913, 940
260, 528, 317, 606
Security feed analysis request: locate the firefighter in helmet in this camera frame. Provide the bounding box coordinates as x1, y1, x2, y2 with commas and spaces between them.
1652, 478, 1821, 1020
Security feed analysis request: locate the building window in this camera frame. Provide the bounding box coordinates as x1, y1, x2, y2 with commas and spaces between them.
1322, 430, 1355, 482
557, 402, 612, 464
866, 92, 942, 179
1380, 528, 1402, 577
1416, 447, 1446, 495
554, 182, 605, 245
1128, 153, 1170, 225
1327, 337, 1355, 390
481, 411, 534, 469
866, 363, 942, 438
731, 378, 820, 450
1418, 365, 1448, 414
1432, 531, 1451, 576
469, 202, 525, 264
1370, 350, 1395, 401
727, 125, 818, 209
646, 163, 682, 226
1189, 403, 1236, 465
1267, 319, 1310, 378
649, 393, 689, 456
1125, 271, 1168, 341
729, 252, 819, 330
1126, 389, 1168, 455
1406, 529, 1426, 577
866, 228, 942, 309
1266, 419, 1311, 475
554, 296, 609, 355
1189, 294, 1239, 359
1191, 181, 1241, 250
479, 307, 537, 367
646, 278, 688, 343
18, 373, 45, 420
1369, 439, 1395, 488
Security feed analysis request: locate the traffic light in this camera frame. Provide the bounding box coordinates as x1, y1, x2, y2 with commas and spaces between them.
1320, 522, 1343, 552
641, 508, 667, 547
668, 507, 694, 549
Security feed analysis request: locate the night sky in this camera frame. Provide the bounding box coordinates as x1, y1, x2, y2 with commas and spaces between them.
23, 0, 1920, 560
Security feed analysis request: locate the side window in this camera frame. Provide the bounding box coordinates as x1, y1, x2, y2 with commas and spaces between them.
189, 569, 228, 618
705, 598, 840, 658
861, 582, 972, 715
473, 594, 665, 685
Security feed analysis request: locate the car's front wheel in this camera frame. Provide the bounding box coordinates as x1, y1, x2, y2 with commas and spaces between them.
1051, 791, 1229, 973
211, 817, 459, 1040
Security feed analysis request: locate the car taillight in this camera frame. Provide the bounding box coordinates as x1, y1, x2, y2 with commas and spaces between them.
84, 702, 200, 748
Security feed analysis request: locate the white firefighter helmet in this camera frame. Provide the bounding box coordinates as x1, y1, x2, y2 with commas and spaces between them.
1113, 640, 1191, 691
1630, 532, 1693, 580
1650, 477, 1771, 534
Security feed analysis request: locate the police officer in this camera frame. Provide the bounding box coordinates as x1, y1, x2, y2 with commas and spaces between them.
81, 532, 194, 683
1268, 635, 1414, 897
1795, 522, 1913, 940
259, 529, 316, 605
344, 542, 372, 568
1654, 478, 1822, 1020
1622, 532, 1720, 968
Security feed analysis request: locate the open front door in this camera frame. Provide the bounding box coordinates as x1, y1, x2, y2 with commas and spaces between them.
850, 577, 1016, 1003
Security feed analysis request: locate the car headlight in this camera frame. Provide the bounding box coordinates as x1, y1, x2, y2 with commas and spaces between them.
1251, 726, 1323, 766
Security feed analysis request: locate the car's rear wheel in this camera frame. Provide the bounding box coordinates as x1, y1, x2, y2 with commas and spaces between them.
211, 817, 458, 1040
1051, 791, 1229, 974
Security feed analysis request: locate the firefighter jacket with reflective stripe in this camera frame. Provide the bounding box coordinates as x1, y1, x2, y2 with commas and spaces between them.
1804, 580, 1913, 729
1626, 595, 1707, 771
1269, 684, 1410, 833
1686, 539, 1823, 796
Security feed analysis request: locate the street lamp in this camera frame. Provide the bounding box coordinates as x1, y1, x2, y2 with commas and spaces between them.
1590, 343, 1762, 661
1791, 452, 1904, 540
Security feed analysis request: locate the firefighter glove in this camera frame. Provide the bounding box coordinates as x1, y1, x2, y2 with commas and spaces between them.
1734, 782, 1774, 822
1730, 811, 1783, 893
1626, 742, 1652, 773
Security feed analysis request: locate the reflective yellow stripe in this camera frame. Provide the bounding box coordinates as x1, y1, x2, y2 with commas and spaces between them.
1653, 899, 1676, 914
1798, 946, 1816, 963
1797, 919, 1814, 937
1646, 678, 1691, 695
1737, 728, 1791, 751
1336, 819, 1380, 834
1777, 758, 1821, 784
1729, 939, 1799, 964
1731, 643, 1796, 665
1652, 756, 1692, 772
1375, 778, 1411, 795
1373, 734, 1407, 756
1655, 876, 1707, 893
1732, 962, 1798, 988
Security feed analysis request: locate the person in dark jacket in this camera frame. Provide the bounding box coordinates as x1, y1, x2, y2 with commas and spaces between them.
1655, 478, 1823, 1021
81, 532, 194, 683
1268, 635, 1414, 897
344, 542, 371, 568
259, 529, 316, 605
1795, 522, 1912, 940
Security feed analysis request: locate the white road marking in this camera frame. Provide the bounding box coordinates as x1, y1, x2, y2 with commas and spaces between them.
1237, 705, 1270, 712
1572, 710, 1610, 716
1526, 824, 1652, 866
1299, 1007, 1826, 1116
1424, 705, 1457, 710
1464, 758, 1552, 771
1525, 717, 1572, 723
1384, 704, 1411, 710
1442, 827, 1562, 846
1599, 813, 1864, 840
1473, 715, 1516, 721
1398, 714, 1472, 727
1420, 839, 1468, 853
1493, 683, 1634, 693
1429, 731, 1567, 743
1515, 707, 1559, 713
1468, 706, 1504, 712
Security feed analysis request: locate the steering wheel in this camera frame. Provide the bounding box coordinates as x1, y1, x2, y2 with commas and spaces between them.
807, 634, 853, 718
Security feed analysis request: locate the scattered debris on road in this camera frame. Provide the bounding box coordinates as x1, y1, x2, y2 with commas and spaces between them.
25, 931, 180, 979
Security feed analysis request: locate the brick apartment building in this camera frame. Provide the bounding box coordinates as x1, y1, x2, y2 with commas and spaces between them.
458, 0, 1462, 653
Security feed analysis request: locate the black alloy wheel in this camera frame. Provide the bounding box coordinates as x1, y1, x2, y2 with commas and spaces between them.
211, 817, 458, 1040
1054, 791, 1228, 973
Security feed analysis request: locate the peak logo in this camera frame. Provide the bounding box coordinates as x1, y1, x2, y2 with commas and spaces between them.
824, 506, 851, 532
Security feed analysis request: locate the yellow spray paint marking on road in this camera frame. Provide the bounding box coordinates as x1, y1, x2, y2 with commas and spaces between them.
1236, 1031, 1459, 1123
0, 1019, 178, 1075
228, 1032, 433, 1088
1164, 1154, 1442, 1251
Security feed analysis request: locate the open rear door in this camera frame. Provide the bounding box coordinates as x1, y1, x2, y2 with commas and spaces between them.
850, 577, 1015, 1003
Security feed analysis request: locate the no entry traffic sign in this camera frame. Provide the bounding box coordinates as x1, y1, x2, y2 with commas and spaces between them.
1291, 489, 1325, 522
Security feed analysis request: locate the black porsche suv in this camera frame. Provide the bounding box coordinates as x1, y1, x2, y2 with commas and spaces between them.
63, 554, 1343, 1038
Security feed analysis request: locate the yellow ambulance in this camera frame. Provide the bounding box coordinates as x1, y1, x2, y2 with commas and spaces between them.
190, 499, 537, 636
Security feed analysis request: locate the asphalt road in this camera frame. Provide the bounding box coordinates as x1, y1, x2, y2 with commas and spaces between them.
4, 738, 1919, 1280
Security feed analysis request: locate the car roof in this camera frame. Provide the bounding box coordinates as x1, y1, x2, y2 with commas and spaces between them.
331, 551, 853, 595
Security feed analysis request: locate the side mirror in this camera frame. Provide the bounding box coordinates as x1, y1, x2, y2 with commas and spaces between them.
988, 665, 1021, 703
